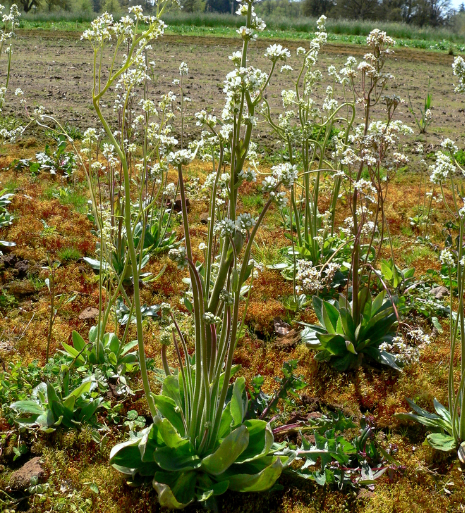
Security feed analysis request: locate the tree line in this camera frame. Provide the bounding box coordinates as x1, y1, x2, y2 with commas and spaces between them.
14, 0, 463, 28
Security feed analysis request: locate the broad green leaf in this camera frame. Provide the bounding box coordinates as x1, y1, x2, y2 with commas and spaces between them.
339, 308, 356, 342
345, 340, 357, 355
230, 377, 247, 428
433, 398, 452, 424
154, 395, 185, 437
108, 333, 120, 354
156, 417, 186, 449
218, 404, 233, 439
153, 440, 201, 472
318, 334, 347, 355
236, 420, 273, 463
153, 472, 194, 509
322, 301, 340, 334
66, 380, 92, 399
201, 425, 249, 475
312, 296, 325, 327
110, 438, 143, 468
72, 331, 87, 352
162, 375, 183, 412
372, 290, 386, 315
331, 352, 357, 372
121, 339, 139, 355
427, 432, 456, 452
10, 400, 44, 415
61, 342, 85, 365
226, 456, 283, 492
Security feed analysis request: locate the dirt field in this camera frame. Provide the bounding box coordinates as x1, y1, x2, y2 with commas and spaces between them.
5, 30, 465, 150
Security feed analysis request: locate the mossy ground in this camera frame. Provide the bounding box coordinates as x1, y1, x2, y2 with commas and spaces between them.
0, 143, 464, 512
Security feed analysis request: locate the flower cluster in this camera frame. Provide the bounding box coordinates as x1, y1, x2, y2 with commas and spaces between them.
439, 248, 455, 268
429, 151, 456, 184
264, 44, 290, 63
452, 56, 465, 94
296, 260, 340, 295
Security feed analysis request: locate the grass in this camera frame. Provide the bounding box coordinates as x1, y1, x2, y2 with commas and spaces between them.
57, 246, 82, 262
42, 184, 88, 214
16, 10, 465, 53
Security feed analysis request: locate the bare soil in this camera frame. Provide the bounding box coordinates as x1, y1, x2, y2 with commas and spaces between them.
5, 30, 465, 150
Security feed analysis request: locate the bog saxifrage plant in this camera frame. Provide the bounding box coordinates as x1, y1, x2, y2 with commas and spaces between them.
298, 30, 412, 370
397, 56, 465, 455
82, 3, 298, 508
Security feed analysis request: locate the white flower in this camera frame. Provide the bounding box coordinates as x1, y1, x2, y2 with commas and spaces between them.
271, 163, 298, 188
429, 151, 456, 184
179, 61, 188, 76
236, 213, 256, 233
452, 56, 465, 94
214, 218, 236, 237
264, 44, 291, 62
441, 138, 458, 154
440, 248, 455, 267
168, 149, 194, 166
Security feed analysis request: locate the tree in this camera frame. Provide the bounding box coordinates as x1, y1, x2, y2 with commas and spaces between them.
302, 0, 335, 17
412, 0, 452, 26
377, 0, 404, 21
17, 0, 41, 12
331, 0, 379, 20
205, 0, 229, 12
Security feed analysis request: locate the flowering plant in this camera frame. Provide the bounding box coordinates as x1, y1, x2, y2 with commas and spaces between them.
82, 2, 299, 508
397, 56, 465, 455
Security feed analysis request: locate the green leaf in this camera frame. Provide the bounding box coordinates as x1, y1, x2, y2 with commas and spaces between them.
236, 420, 273, 463
201, 425, 249, 475
61, 342, 85, 365
427, 432, 456, 452
225, 456, 283, 492
154, 395, 185, 437
218, 404, 233, 439
110, 437, 143, 469
66, 380, 91, 399
156, 417, 186, 449
433, 398, 452, 424
339, 308, 356, 342
371, 290, 386, 315
312, 296, 325, 327
72, 331, 87, 352
153, 472, 195, 509
230, 377, 247, 428
153, 440, 201, 472
162, 375, 183, 412
322, 301, 340, 334
10, 400, 44, 416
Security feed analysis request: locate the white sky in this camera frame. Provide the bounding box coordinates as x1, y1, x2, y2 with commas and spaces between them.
450, 0, 464, 9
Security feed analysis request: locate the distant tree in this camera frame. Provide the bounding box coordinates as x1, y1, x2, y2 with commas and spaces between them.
460, 2, 465, 11
255, 0, 301, 17
377, 0, 404, 21
331, 0, 379, 20
302, 0, 335, 17
101, 0, 121, 14
17, 0, 41, 12
412, 0, 452, 26
182, 0, 206, 12
205, 0, 229, 12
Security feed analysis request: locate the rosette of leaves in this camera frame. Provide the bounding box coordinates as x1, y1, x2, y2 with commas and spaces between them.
395, 398, 456, 452
301, 288, 399, 371
10, 377, 102, 433
110, 376, 289, 509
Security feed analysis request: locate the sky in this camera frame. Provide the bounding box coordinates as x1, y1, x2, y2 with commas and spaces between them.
450, 0, 464, 10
